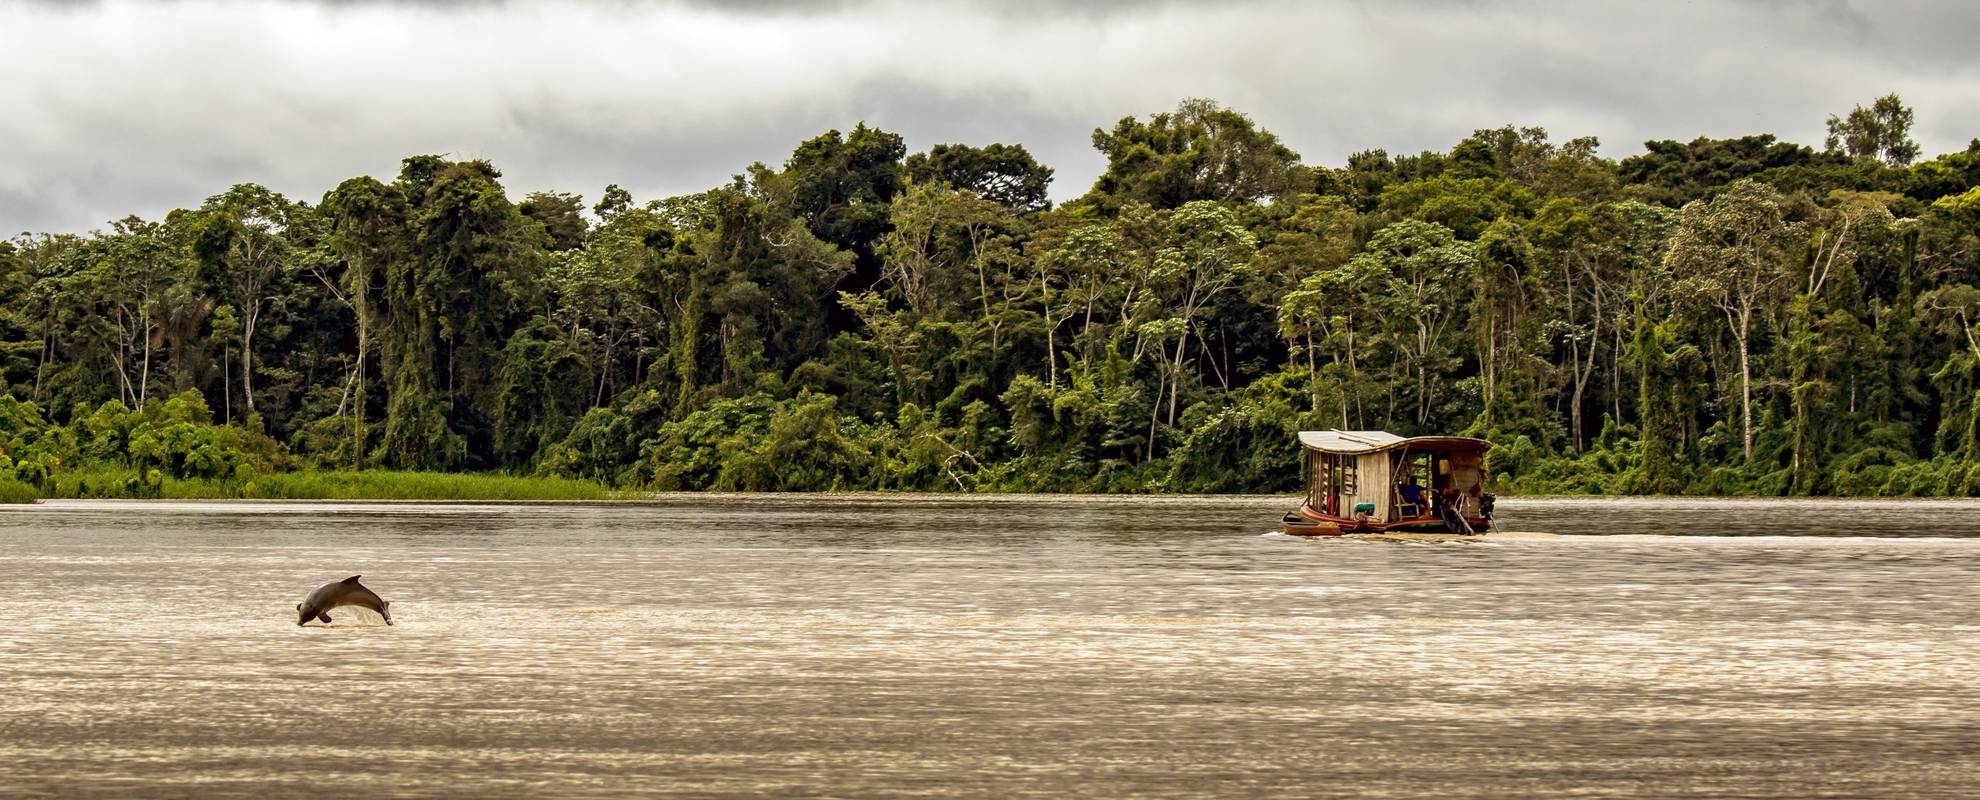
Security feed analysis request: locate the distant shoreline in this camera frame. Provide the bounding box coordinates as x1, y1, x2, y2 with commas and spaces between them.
8, 470, 1980, 504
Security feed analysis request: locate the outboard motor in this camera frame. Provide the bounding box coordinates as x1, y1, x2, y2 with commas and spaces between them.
1436, 489, 1476, 535
1480, 493, 1496, 521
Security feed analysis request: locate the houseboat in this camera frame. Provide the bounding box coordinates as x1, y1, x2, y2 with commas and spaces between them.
1280, 430, 1495, 536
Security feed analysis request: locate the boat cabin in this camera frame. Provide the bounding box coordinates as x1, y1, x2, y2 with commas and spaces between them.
1289, 430, 1493, 534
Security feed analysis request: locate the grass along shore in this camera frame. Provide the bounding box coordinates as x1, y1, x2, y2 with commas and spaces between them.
0, 469, 616, 503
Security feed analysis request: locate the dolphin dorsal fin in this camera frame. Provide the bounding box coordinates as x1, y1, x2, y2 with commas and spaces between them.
341, 575, 363, 584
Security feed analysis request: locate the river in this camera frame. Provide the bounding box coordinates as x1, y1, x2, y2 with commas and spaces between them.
2, 495, 1977, 798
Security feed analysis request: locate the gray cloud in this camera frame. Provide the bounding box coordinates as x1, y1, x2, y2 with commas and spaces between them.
2, 0, 1976, 234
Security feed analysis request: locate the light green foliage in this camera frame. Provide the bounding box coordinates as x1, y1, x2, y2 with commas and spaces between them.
0, 478, 35, 503
1162, 370, 1305, 493
718, 393, 869, 491
1379, 174, 1535, 239
243, 470, 609, 501
76, 391, 282, 480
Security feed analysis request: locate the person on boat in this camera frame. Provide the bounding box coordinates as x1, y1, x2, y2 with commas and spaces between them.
1398, 478, 1426, 507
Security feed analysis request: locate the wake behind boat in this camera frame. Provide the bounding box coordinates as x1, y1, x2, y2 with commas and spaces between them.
1280, 430, 1495, 536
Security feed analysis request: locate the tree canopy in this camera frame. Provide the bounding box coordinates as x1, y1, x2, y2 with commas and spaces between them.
6, 93, 1980, 498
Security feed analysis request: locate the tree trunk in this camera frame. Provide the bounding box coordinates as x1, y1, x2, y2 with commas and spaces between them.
112, 308, 134, 406
33, 326, 50, 401
1417, 357, 1429, 426
595, 336, 614, 408
976, 254, 998, 357
1345, 321, 1363, 427
1736, 306, 1754, 462
240, 313, 257, 414
354, 314, 366, 470
1168, 330, 1187, 426
1484, 313, 1497, 426
1305, 331, 1319, 413
1199, 332, 1228, 392
1612, 320, 1625, 427
1218, 324, 1231, 391
1042, 271, 1058, 389
138, 306, 152, 407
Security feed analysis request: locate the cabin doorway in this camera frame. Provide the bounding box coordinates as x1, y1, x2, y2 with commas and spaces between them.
1393, 451, 1446, 520
1393, 450, 1467, 520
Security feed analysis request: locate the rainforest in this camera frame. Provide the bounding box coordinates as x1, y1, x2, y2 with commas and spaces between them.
2, 95, 1978, 500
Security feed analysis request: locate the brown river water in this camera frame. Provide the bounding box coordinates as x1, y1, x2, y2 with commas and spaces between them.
2, 495, 1977, 798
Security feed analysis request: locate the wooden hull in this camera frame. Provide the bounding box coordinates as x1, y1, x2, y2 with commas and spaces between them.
1280, 513, 1344, 536
1282, 504, 1491, 536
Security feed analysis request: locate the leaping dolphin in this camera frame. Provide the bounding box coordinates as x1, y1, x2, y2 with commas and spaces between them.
297, 575, 393, 626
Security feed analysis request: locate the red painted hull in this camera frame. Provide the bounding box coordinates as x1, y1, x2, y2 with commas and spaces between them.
1282, 503, 1492, 536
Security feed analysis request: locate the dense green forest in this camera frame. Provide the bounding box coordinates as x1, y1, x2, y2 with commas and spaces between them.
3, 95, 1979, 499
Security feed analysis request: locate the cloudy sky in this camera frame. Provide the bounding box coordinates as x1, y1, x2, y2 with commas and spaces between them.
3, 0, 1976, 234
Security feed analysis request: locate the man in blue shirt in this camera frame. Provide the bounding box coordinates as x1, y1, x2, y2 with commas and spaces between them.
1399, 478, 1426, 506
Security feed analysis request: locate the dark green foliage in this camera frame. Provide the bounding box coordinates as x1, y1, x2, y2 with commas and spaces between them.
1619, 134, 1823, 207
1905, 141, 1980, 202
519, 191, 589, 251
905, 143, 1054, 213
1162, 371, 1306, 493
1084, 98, 1304, 211
5, 96, 1979, 498
784, 123, 907, 257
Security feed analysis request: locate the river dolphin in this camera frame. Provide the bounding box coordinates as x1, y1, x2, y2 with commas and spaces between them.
297, 575, 393, 626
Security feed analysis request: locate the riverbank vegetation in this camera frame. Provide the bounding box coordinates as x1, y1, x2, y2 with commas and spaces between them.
3, 95, 1978, 499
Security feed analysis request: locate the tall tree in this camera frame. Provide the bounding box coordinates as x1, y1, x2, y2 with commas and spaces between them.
1036, 222, 1127, 385
319, 176, 406, 468
784, 123, 907, 259
1825, 93, 1921, 167
1087, 98, 1304, 210
1256, 195, 1360, 413
376, 157, 542, 468
905, 143, 1054, 213
1146, 201, 1256, 427
185, 184, 298, 419
1357, 220, 1478, 427
88, 218, 188, 408
1665, 179, 1803, 461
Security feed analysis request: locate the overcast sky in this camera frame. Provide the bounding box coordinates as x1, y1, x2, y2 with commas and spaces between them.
3, 0, 1976, 234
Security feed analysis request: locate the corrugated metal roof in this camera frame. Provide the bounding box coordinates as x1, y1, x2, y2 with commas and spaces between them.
1297, 430, 1406, 453
1296, 430, 1490, 454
